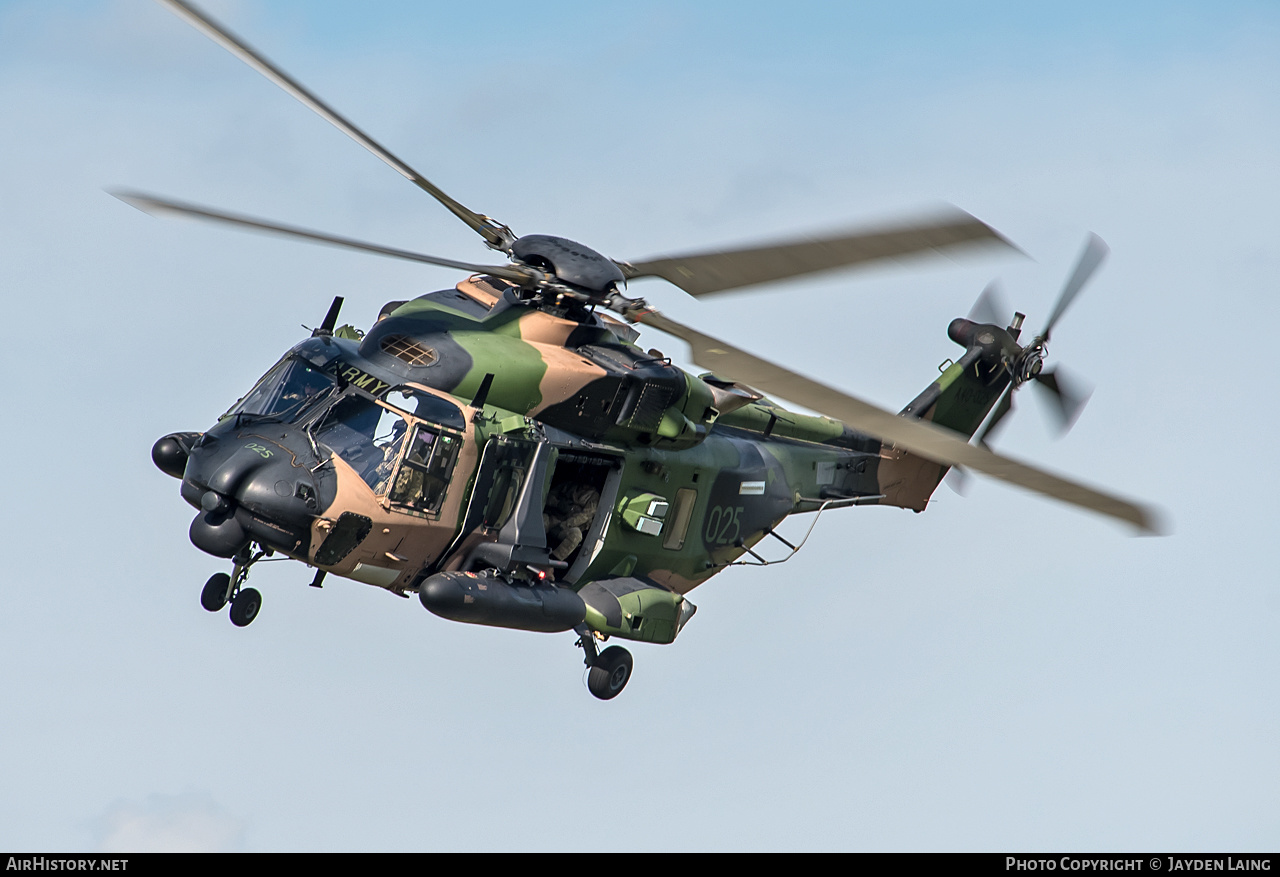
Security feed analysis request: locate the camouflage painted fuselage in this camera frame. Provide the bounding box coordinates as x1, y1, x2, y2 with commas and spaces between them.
173, 276, 1010, 645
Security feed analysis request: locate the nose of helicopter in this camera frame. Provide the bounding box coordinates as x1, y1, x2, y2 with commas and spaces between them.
178, 428, 323, 558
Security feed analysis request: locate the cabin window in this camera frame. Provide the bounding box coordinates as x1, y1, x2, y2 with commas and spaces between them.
663, 488, 698, 550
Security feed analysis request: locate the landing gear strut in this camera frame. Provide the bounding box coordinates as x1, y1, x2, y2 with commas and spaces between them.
201, 544, 268, 627
576, 626, 633, 700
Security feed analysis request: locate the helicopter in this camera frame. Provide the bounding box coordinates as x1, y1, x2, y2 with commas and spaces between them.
133, 0, 1160, 700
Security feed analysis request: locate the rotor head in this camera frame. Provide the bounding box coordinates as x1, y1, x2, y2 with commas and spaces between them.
511, 235, 625, 295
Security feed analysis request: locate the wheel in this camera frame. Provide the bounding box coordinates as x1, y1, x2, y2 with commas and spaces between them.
201, 573, 231, 612
587, 646, 633, 700
229, 587, 262, 627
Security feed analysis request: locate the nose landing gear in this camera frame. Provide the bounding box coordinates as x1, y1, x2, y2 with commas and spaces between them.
576, 627, 633, 700
200, 544, 269, 627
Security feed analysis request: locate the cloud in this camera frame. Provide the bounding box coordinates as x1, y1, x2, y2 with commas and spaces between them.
93, 792, 246, 853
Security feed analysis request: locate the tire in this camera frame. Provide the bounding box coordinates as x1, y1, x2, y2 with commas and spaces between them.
587, 646, 633, 700
229, 587, 262, 627
201, 573, 231, 612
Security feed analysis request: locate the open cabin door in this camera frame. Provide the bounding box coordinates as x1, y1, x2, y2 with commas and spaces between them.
437, 436, 620, 582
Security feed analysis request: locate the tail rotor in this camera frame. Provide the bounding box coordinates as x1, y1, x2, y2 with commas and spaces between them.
947, 235, 1107, 493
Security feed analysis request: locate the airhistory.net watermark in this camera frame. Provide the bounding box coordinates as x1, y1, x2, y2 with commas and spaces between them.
5, 859, 128, 871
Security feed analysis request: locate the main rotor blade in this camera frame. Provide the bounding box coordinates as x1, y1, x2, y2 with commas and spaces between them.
627, 305, 1162, 534
113, 191, 534, 284
156, 0, 514, 251
1041, 233, 1108, 341
618, 211, 1019, 297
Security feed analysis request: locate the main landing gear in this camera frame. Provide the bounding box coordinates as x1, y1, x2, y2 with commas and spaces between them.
200, 545, 268, 627
576, 626, 633, 700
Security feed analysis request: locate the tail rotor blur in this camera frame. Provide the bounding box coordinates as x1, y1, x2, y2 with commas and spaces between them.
946, 235, 1107, 494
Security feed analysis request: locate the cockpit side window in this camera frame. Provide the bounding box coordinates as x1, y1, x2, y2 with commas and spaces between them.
312, 390, 462, 507
367, 405, 410, 494
388, 426, 460, 514
407, 393, 466, 430
313, 395, 405, 490
228, 357, 336, 422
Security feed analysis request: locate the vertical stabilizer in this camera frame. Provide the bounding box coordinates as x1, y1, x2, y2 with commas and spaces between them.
876, 324, 1014, 511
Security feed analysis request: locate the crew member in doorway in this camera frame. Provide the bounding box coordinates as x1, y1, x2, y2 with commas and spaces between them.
543, 482, 600, 562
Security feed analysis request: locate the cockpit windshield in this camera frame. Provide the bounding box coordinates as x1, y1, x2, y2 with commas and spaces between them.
228, 357, 337, 422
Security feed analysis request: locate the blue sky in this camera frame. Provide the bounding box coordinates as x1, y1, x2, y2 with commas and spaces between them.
1, 0, 1277, 851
